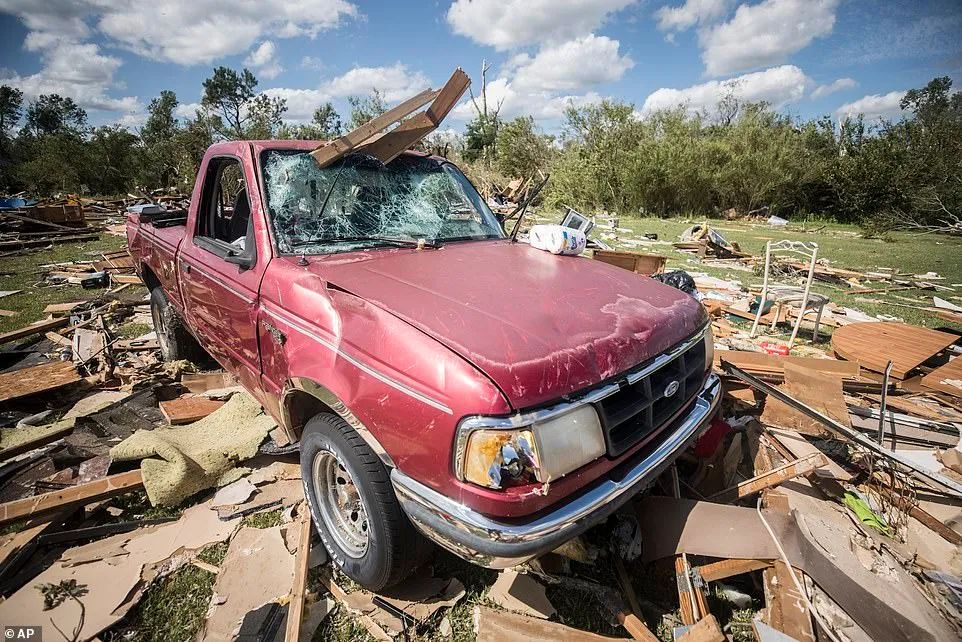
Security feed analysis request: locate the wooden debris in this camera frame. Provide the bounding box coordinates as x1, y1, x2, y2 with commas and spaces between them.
716, 351, 861, 381
760, 363, 850, 437
181, 371, 235, 393
831, 321, 956, 379
708, 453, 828, 503
159, 396, 226, 424
474, 605, 622, 642
285, 506, 313, 642
676, 614, 725, 642
921, 356, 962, 399
592, 249, 667, 275
0, 317, 69, 344
695, 558, 771, 583
0, 469, 143, 526
0, 360, 81, 403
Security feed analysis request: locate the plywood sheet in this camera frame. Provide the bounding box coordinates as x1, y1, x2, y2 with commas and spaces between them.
921, 356, 962, 399
831, 321, 956, 379
760, 362, 850, 436
0, 360, 80, 403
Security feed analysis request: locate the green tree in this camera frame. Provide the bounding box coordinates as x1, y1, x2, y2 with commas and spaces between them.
347, 90, 386, 129
140, 90, 180, 188
85, 126, 141, 195
279, 102, 343, 140
495, 116, 553, 178
0, 85, 23, 134
24, 94, 86, 136
202, 67, 256, 139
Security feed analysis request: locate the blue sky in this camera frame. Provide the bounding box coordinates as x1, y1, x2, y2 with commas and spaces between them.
0, 0, 960, 133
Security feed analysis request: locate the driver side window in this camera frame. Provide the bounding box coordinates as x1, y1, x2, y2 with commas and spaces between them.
197, 158, 251, 249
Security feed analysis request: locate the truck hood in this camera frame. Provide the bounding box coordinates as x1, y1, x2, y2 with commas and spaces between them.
314, 240, 706, 409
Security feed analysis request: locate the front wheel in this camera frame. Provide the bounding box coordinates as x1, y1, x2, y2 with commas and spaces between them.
300, 413, 429, 590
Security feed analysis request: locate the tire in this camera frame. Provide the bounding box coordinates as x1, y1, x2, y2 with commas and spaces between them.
300, 412, 430, 590
149, 287, 208, 363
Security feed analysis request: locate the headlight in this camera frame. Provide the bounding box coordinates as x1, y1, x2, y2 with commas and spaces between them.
457, 404, 606, 489
703, 325, 715, 371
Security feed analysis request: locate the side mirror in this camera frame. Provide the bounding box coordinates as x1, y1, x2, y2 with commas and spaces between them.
225, 252, 254, 271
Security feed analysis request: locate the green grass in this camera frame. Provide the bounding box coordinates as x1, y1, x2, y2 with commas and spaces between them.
602, 216, 962, 333
0, 234, 129, 334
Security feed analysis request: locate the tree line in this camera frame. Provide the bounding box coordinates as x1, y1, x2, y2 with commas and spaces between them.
0, 66, 959, 232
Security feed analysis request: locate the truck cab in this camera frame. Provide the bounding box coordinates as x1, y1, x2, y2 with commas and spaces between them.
128, 140, 720, 590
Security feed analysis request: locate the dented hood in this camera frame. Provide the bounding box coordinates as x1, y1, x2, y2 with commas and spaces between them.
316, 240, 707, 408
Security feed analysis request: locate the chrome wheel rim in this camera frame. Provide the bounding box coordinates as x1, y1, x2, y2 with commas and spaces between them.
151, 301, 171, 358
312, 449, 369, 557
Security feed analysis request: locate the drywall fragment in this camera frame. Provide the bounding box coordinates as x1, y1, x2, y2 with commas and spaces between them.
199, 525, 296, 641
111, 392, 274, 506
487, 570, 556, 619
212, 477, 257, 508
2, 500, 240, 640
341, 571, 465, 636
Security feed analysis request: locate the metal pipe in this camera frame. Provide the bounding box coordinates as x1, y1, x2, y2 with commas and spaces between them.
877, 360, 893, 446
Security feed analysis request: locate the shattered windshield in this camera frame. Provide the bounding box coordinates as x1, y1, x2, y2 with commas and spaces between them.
261, 151, 504, 254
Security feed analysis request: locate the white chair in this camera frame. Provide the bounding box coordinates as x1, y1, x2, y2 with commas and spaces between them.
750, 240, 828, 348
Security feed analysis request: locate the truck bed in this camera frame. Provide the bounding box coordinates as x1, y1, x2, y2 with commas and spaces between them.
127, 212, 187, 308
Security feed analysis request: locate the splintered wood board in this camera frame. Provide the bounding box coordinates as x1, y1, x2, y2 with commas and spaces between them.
159, 397, 226, 425
0, 317, 69, 344
831, 321, 957, 379
0, 360, 81, 403
921, 357, 962, 399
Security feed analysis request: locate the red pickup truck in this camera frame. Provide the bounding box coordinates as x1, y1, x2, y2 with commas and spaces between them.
128, 139, 720, 589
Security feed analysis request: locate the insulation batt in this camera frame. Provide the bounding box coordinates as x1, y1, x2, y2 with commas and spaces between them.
528, 224, 587, 255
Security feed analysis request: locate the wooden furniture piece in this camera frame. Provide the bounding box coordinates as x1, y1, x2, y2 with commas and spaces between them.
831, 321, 957, 379
592, 249, 667, 275
750, 240, 827, 348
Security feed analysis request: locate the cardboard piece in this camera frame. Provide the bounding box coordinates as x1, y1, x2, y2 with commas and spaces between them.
487, 570, 556, 619
342, 572, 465, 636
2, 501, 240, 640
212, 477, 258, 508
199, 525, 296, 641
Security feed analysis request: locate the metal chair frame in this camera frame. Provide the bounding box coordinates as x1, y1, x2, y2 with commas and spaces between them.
750, 240, 826, 348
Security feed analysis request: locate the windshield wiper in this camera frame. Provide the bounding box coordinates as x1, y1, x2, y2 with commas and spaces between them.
291, 235, 441, 249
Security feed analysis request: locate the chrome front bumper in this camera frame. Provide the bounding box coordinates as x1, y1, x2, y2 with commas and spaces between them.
391, 373, 722, 568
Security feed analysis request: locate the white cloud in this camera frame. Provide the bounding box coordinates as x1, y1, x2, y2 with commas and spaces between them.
451, 76, 603, 122
810, 77, 856, 100
301, 56, 324, 71
263, 64, 431, 122
641, 64, 811, 116
700, 0, 838, 76
509, 35, 633, 93
446, 0, 636, 50
245, 41, 283, 80
0, 41, 140, 114
836, 91, 906, 122
655, 0, 730, 32
1, 0, 359, 67
174, 102, 204, 119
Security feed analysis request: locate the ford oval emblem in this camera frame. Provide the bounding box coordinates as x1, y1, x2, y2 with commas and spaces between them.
663, 380, 680, 398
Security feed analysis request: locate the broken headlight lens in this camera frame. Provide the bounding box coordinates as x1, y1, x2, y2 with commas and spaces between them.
458, 405, 606, 489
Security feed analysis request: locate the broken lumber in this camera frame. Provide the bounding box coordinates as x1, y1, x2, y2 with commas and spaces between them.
831, 321, 956, 379
285, 506, 313, 642
0, 317, 68, 344
310, 88, 439, 166
475, 605, 625, 642
724, 362, 962, 497
921, 356, 962, 399
0, 423, 74, 462
676, 614, 725, 642
0, 360, 81, 403
0, 469, 143, 526
695, 558, 772, 583
708, 453, 828, 503
159, 396, 226, 424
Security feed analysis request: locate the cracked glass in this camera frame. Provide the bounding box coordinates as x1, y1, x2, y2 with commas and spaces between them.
261, 151, 504, 255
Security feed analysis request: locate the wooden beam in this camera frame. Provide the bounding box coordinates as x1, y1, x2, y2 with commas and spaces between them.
708, 453, 827, 503
356, 68, 471, 164
0, 317, 68, 344
159, 397, 225, 425
0, 360, 81, 404
0, 470, 143, 526
285, 507, 313, 642
310, 88, 439, 167
696, 558, 772, 583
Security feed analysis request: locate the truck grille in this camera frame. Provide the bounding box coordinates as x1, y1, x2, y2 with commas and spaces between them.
595, 337, 707, 457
